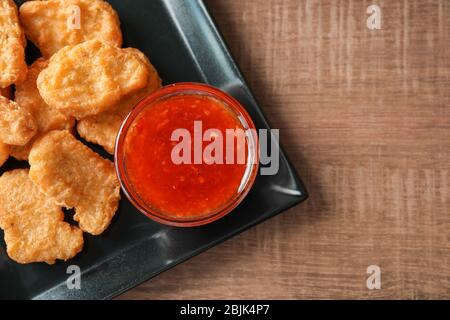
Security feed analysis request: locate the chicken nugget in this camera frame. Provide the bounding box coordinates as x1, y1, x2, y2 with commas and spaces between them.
0, 0, 27, 88
0, 87, 11, 99
16, 59, 74, 133
77, 48, 161, 154
11, 58, 75, 160
0, 142, 9, 167
0, 169, 84, 264
19, 0, 122, 58
0, 96, 37, 146
37, 40, 149, 119
29, 130, 121, 235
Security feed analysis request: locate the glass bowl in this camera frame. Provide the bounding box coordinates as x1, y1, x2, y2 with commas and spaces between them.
115, 82, 259, 227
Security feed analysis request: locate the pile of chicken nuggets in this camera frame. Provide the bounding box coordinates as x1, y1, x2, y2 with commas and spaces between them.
0, 0, 161, 264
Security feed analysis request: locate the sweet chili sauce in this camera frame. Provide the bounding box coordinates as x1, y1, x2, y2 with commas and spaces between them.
116, 83, 259, 226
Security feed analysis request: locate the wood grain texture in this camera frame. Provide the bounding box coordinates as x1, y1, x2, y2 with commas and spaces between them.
118, 0, 450, 299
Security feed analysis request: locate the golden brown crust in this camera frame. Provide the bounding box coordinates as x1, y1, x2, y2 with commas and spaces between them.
8, 141, 31, 162
77, 48, 162, 154
11, 58, 75, 160
0, 142, 10, 167
29, 130, 121, 235
37, 40, 150, 119
0, 87, 11, 99
0, 0, 27, 88
0, 169, 84, 264
0, 96, 37, 146
20, 0, 122, 58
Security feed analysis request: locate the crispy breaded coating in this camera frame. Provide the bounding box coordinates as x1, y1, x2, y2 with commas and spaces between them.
0, 141, 9, 167
0, 96, 37, 146
11, 58, 75, 160
16, 59, 74, 133
0, 0, 27, 88
29, 130, 121, 235
77, 48, 161, 154
19, 0, 122, 58
37, 40, 150, 119
0, 88, 10, 165
0, 169, 84, 264
0, 86, 11, 99
8, 140, 31, 161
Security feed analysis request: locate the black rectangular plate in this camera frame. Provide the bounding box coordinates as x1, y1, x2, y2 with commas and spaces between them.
0, 0, 307, 300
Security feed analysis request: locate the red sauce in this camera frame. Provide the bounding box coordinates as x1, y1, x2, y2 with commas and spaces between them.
124, 94, 248, 218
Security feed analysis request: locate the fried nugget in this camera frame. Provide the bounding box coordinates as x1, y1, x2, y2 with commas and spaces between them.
77, 48, 161, 154
0, 142, 9, 167
29, 130, 121, 235
37, 40, 150, 119
0, 96, 37, 146
11, 58, 75, 160
0, 0, 27, 88
0, 87, 11, 99
19, 0, 122, 58
0, 169, 84, 264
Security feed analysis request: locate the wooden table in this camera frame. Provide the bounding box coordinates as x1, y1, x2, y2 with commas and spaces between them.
118, 0, 450, 299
